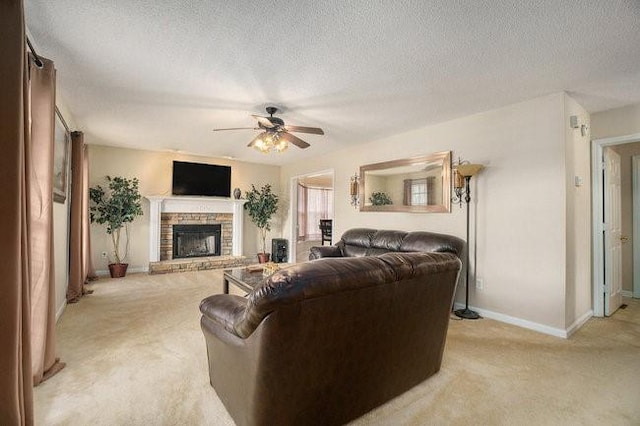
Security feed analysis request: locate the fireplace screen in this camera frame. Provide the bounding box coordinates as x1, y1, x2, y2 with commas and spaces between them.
173, 224, 221, 259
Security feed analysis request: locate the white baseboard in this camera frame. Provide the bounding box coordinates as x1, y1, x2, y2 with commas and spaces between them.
565, 310, 593, 338
55, 300, 66, 323
452, 303, 591, 339
622, 290, 633, 298
94, 266, 149, 277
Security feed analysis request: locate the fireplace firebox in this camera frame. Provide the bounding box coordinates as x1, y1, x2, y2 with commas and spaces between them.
173, 224, 221, 259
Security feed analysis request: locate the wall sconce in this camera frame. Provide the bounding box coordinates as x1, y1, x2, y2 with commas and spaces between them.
350, 173, 360, 208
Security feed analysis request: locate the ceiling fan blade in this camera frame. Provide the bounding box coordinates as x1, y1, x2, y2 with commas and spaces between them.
251, 115, 276, 128
247, 132, 269, 147
213, 127, 258, 131
284, 125, 324, 135
280, 132, 310, 149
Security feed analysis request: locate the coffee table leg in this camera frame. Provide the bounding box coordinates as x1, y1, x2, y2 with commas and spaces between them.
223, 278, 229, 294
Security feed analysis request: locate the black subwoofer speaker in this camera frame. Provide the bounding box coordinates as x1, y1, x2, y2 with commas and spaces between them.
271, 238, 288, 263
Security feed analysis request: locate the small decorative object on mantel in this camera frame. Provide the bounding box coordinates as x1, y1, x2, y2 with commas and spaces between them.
90, 176, 143, 278
233, 187, 241, 199
243, 184, 279, 263
451, 157, 484, 320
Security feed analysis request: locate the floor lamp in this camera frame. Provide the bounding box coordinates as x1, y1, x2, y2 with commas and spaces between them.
453, 162, 484, 320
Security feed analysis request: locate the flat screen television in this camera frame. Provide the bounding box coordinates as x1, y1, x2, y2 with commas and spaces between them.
172, 161, 231, 197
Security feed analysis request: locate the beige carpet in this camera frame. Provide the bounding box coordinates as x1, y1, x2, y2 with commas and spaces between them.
35, 271, 640, 425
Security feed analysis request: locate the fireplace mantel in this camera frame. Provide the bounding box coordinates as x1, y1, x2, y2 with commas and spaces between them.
145, 196, 246, 262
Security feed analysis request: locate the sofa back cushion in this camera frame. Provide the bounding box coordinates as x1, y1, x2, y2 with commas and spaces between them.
338, 228, 465, 259
399, 230, 465, 258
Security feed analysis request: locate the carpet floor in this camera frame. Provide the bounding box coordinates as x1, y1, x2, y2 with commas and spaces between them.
35, 270, 640, 425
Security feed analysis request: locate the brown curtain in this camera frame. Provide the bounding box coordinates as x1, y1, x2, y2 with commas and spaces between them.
1, 2, 66, 421
426, 176, 436, 205
28, 55, 65, 386
403, 179, 411, 205
0, 2, 34, 423
67, 132, 96, 302
297, 183, 307, 241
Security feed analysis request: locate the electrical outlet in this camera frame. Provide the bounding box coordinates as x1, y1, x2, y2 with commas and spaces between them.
101, 251, 108, 259
475, 278, 484, 291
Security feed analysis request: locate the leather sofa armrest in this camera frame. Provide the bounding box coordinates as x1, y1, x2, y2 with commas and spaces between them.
200, 294, 247, 337
309, 245, 343, 260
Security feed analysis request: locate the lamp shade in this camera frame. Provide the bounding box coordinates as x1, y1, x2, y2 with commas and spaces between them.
455, 163, 484, 177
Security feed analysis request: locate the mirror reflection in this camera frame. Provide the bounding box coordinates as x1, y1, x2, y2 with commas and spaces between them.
359, 151, 451, 213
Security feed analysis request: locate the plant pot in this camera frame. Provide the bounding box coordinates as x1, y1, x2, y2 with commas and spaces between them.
108, 263, 129, 278
257, 253, 270, 264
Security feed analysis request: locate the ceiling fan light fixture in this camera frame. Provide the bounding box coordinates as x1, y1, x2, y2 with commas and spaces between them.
274, 139, 288, 152
252, 132, 288, 153
253, 137, 268, 152
216, 106, 322, 152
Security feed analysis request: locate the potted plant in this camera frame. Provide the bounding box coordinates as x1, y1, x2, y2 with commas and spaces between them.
244, 184, 279, 263
370, 191, 393, 206
90, 176, 143, 278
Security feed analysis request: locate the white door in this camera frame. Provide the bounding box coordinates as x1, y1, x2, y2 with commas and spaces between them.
604, 147, 623, 316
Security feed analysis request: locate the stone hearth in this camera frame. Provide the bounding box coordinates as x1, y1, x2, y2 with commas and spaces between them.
148, 255, 251, 274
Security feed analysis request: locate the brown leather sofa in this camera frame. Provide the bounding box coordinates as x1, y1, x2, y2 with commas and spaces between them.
200, 230, 464, 426
310, 228, 466, 292
309, 228, 466, 263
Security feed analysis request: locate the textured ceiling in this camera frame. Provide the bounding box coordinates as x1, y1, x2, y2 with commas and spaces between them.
25, 0, 640, 166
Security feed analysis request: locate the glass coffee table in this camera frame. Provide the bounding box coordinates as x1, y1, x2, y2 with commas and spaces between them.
223, 267, 266, 295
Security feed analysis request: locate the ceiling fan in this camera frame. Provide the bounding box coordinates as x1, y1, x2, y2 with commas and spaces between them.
213, 106, 324, 153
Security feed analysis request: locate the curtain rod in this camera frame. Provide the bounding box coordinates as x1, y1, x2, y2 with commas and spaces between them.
26, 36, 44, 68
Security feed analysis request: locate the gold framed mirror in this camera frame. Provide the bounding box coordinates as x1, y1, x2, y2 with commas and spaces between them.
359, 151, 451, 213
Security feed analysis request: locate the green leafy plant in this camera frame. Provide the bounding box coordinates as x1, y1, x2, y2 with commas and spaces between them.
244, 184, 279, 254
89, 176, 143, 264
369, 191, 393, 206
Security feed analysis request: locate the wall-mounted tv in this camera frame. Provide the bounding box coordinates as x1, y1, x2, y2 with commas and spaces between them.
172, 161, 231, 197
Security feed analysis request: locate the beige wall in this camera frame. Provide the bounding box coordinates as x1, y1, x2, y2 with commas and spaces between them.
88, 145, 281, 273
563, 95, 592, 327
591, 103, 640, 140
281, 93, 588, 331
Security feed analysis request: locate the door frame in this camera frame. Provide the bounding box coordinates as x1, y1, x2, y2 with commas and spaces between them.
592, 132, 640, 316
288, 169, 335, 264
633, 155, 640, 298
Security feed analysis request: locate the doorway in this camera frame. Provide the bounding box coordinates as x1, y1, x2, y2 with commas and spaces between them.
592, 133, 640, 317
289, 170, 334, 263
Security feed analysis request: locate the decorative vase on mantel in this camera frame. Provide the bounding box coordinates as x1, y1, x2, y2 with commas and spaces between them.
257, 253, 270, 264
233, 188, 241, 199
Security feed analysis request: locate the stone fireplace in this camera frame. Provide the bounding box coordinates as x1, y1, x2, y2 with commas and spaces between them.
172, 224, 221, 259
146, 196, 249, 273
160, 213, 231, 260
